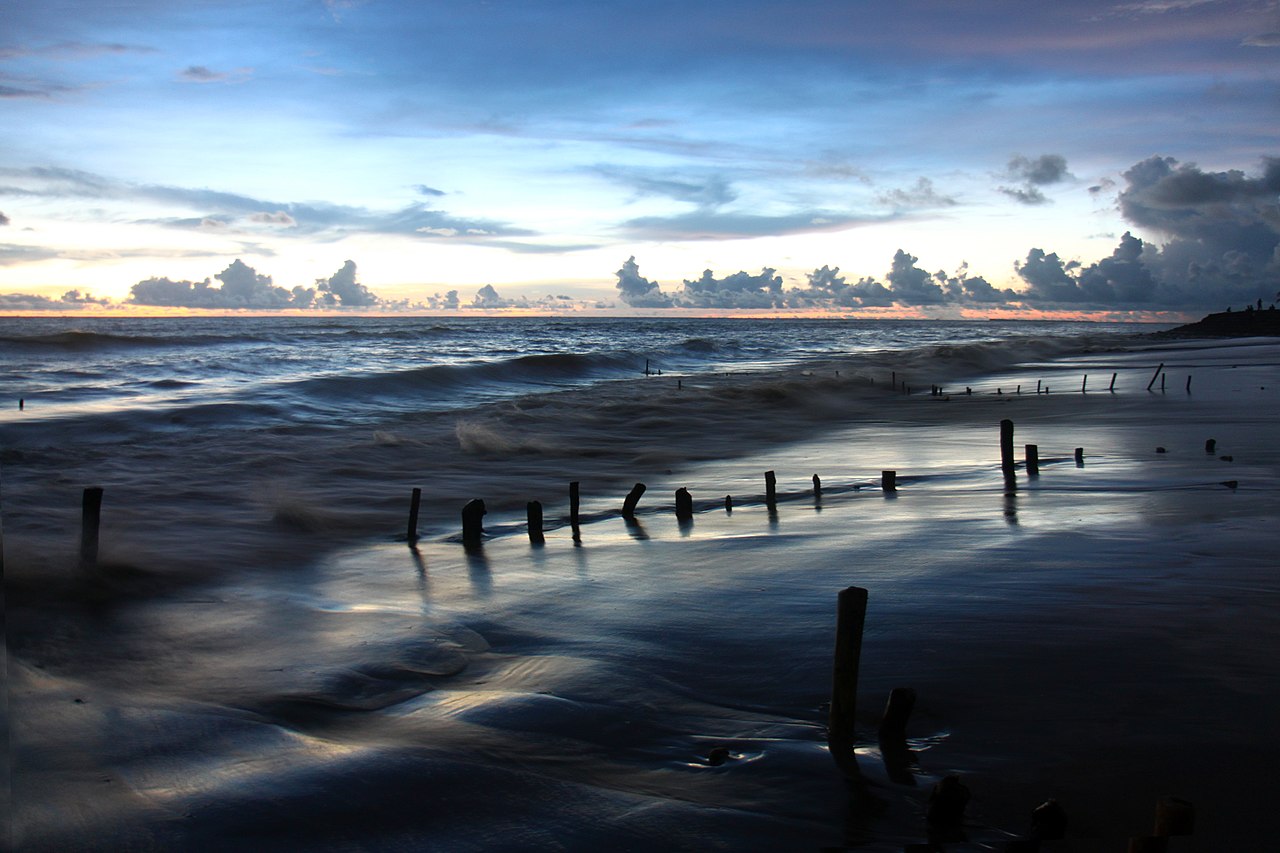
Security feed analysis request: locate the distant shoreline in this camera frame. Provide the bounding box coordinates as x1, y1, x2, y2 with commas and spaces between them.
1155, 306, 1280, 337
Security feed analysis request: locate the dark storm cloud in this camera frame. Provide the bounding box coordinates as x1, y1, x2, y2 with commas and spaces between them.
1016, 232, 1159, 305
886, 249, 947, 304
614, 256, 673, 308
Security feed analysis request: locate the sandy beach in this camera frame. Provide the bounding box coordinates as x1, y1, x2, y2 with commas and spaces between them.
6, 333, 1280, 851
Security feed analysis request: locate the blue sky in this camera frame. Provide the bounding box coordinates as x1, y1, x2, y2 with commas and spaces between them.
2, 0, 1277, 314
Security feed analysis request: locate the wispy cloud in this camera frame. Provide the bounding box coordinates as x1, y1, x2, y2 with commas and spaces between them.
177, 65, 253, 84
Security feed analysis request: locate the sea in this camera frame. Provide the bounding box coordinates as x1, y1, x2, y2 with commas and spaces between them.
0, 315, 1159, 561
9, 314, 1205, 852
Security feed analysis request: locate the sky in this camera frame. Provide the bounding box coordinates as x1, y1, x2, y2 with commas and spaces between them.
1, 0, 1277, 316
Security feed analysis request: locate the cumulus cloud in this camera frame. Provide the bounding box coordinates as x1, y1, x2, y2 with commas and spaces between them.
614, 256, 673, 308
248, 211, 297, 226
877, 177, 957, 211
0, 210, 8, 225
0, 289, 108, 310
129, 259, 381, 309
680, 267, 783, 309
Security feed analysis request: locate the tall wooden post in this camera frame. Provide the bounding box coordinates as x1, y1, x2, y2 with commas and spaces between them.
881, 470, 896, 492
674, 487, 693, 521
526, 500, 544, 543
622, 483, 646, 518
765, 470, 777, 506
1000, 419, 1015, 474
461, 499, 486, 544
80, 486, 103, 569
829, 586, 868, 779
1025, 444, 1039, 476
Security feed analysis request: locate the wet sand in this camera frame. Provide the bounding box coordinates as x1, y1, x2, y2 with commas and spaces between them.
8, 338, 1280, 851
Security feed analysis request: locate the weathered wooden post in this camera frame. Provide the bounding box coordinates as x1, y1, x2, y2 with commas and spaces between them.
724, 495, 733, 512
1082, 374, 1088, 392
569, 481, 581, 532
622, 483, 646, 518
1025, 444, 1039, 476
1205, 438, 1216, 454
674, 487, 693, 521
80, 486, 103, 569
1185, 375, 1192, 393
881, 470, 896, 492
1146, 362, 1164, 391
1000, 419, 1016, 474
878, 686, 916, 742
1110, 372, 1117, 391
461, 499, 486, 544
1074, 447, 1084, 466
765, 470, 777, 506
526, 500, 544, 543
1161, 373, 1166, 392
812, 474, 822, 497
1036, 379, 1042, 394
829, 585, 867, 778
407, 487, 422, 545
1154, 796, 1194, 837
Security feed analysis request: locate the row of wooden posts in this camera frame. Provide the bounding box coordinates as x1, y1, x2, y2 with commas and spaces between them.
833, 584, 1195, 850
902, 363, 1194, 396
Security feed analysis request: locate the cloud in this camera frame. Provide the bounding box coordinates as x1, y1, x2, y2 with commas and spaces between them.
0, 42, 157, 61
877, 177, 957, 211
414, 185, 446, 197
0, 166, 533, 245
0, 290, 107, 310
886, 249, 947, 304
999, 154, 1072, 205
680, 267, 784, 309
621, 209, 885, 241
0, 211, 8, 225
614, 256, 673, 308
1244, 32, 1280, 46
0, 243, 59, 266
315, 259, 378, 306
128, 258, 380, 309
1016, 232, 1159, 305
177, 66, 253, 84
592, 165, 738, 208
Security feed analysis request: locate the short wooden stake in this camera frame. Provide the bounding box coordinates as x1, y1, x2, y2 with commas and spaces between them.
1110, 372, 1117, 391
724, 495, 733, 512
881, 470, 896, 492
812, 474, 822, 497
765, 470, 777, 505
461, 499, 486, 543
1074, 447, 1084, 465
1185, 374, 1192, 393
526, 500, 544, 543
674, 487, 693, 520
829, 586, 867, 778
1025, 444, 1039, 476
878, 686, 916, 742
1031, 799, 1068, 840
927, 775, 971, 826
1146, 362, 1164, 391
406, 487, 422, 544
1037, 379, 1042, 394
1153, 796, 1194, 836
1205, 438, 1216, 454
1161, 373, 1166, 392
1082, 374, 1088, 392
80, 486, 103, 569
622, 482, 646, 518
1000, 419, 1015, 474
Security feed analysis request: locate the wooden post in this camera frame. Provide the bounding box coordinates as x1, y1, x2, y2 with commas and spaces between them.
1154, 797, 1194, 836
765, 470, 777, 506
407, 487, 422, 544
1037, 379, 1042, 394
1110, 372, 1117, 391
674, 487, 693, 521
461, 499, 486, 544
812, 474, 822, 497
881, 470, 896, 492
622, 483, 646, 518
1205, 438, 1216, 454
1146, 362, 1164, 391
927, 775, 971, 826
1074, 447, 1084, 466
1082, 374, 1088, 392
80, 486, 103, 569
526, 500, 544, 543
1160, 373, 1166, 392
1185, 375, 1192, 393
878, 686, 916, 742
829, 586, 868, 778
724, 495, 733, 512
1000, 419, 1015, 474
1025, 444, 1039, 476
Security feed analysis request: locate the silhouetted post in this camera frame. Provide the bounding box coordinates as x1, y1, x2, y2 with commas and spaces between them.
674, 487, 693, 521
927, 775, 971, 827
892, 370, 896, 389
1154, 797, 1194, 837
1185, 375, 1192, 393
1110, 372, 1117, 391
622, 483, 646, 518
1074, 447, 1084, 466
1025, 444, 1039, 476
80, 486, 103, 569
724, 495, 733, 512
812, 474, 822, 497
881, 470, 896, 491
645, 359, 650, 376
1205, 438, 1216, 454
1000, 419, 1016, 474
878, 687, 916, 742
1016, 384, 1021, 394
1146, 362, 1164, 391
1082, 374, 1088, 392
526, 500, 544, 543
1161, 373, 1166, 392
461, 499, 485, 544
1036, 379, 1042, 394
829, 585, 867, 778
765, 470, 777, 506
569, 480, 581, 533
1031, 799, 1068, 840
407, 487, 422, 544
